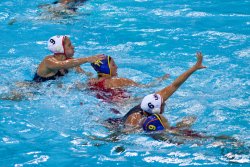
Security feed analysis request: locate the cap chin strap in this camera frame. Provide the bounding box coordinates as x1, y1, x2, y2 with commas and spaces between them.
98, 73, 111, 78
53, 36, 66, 56
152, 108, 161, 114
62, 36, 66, 55
53, 53, 67, 60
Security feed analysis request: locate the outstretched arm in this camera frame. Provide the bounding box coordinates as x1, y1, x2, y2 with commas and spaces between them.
45, 54, 105, 70
105, 74, 170, 89
157, 52, 206, 101
105, 78, 139, 89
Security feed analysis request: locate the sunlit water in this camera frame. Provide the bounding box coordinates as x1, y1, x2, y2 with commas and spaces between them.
0, 0, 249, 166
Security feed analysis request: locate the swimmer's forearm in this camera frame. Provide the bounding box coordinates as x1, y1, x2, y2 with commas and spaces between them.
171, 53, 206, 89
74, 66, 85, 73
52, 57, 91, 69
48, 54, 105, 70
171, 66, 197, 89
158, 53, 205, 101
157, 66, 197, 101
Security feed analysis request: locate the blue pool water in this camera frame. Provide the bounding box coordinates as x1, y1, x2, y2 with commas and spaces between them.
0, 0, 249, 166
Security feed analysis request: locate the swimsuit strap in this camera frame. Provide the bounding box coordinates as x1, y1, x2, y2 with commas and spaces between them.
97, 78, 106, 89
90, 78, 107, 90
122, 105, 144, 123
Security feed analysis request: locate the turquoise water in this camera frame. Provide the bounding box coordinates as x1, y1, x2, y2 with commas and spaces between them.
0, 0, 249, 166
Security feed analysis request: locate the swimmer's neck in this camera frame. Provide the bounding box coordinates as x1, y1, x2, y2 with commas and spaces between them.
53, 53, 70, 61
98, 74, 112, 79
58, 0, 75, 5
98, 73, 117, 79
142, 111, 150, 116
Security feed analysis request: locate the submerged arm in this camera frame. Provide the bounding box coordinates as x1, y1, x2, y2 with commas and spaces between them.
105, 78, 139, 89
138, 74, 170, 88
74, 66, 93, 78
107, 74, 170, 89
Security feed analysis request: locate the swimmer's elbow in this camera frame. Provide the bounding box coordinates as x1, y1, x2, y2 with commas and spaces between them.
126, 79, 138, 86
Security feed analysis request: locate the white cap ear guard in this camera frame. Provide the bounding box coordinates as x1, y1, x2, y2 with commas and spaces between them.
140, 94, 162, 114
47, 35, 65, 54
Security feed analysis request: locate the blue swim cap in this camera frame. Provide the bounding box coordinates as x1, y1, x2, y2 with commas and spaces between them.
143, 114, 165, 132
91, 55, 111, 75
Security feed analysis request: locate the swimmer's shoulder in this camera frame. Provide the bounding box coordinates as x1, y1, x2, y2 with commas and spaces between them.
88, 78, 99, 84
38, 55, 57, 69
124, 112, 144, 127
104, 77, 135, 88
43, 55, 57, 61
96, 77, 115, 89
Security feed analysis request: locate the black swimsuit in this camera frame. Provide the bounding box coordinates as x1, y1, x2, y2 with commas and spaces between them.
105, 105, 147, 129
33, 70, 68, 83
122, 105, 145, 123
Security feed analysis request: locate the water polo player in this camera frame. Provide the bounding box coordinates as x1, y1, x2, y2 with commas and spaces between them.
33, 35, 105, 82
88, 55, 170, 102
123, 52, 206, 130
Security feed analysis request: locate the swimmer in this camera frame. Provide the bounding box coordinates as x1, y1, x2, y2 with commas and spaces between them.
33, 35, 105, 82
0, 35, 104, 101
142, 113, 237, 144
100, 113, 237, 145
89, 55, 170, 89
39, 0, 88, 15
8, 1, 89, 25
54, 0, 89, 5
122, 52, 206, 131
87, 55, 170, 103
51, 0, 88, 11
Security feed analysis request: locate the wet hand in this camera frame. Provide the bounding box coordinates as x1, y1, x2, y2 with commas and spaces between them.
85, 71, 93, 77
88, 54, 106, 63
194, 52, 206, 70
162, 74, 170, 80
96, 54, 106, 60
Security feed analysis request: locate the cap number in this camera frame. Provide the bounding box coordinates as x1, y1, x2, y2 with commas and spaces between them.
50, 39, 55, 45
148, 125, 156, 131
154, 94, 158, 100
148, 103, 154, 109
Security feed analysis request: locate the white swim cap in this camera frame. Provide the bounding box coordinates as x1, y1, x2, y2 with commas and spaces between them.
140, 94, 162, 114
47, 35, 65, 54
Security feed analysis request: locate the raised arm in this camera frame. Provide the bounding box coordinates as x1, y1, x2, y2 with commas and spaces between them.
45, 54, 105, 70
157, 52, 206, 101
